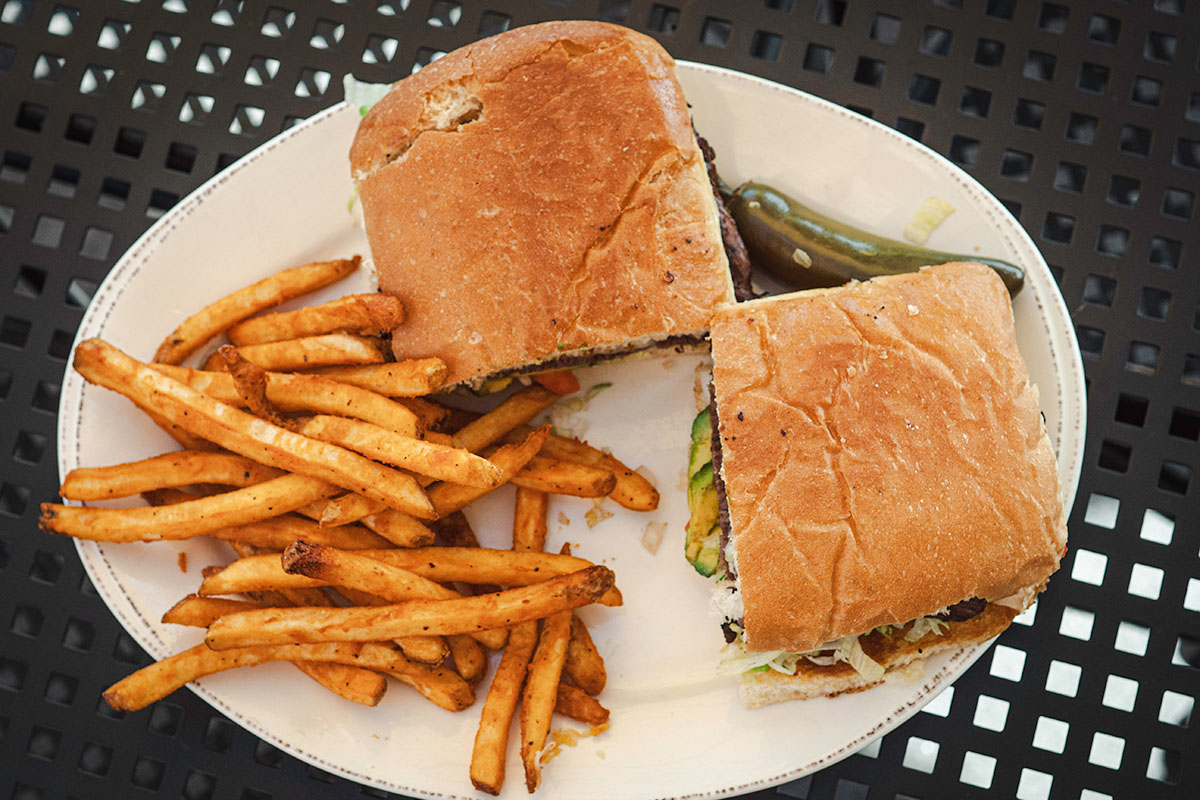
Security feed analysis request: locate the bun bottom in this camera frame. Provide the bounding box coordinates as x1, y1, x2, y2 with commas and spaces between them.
738, 604, 1018, 708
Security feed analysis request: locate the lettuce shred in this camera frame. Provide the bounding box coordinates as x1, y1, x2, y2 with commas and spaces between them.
904, 617, 950, 642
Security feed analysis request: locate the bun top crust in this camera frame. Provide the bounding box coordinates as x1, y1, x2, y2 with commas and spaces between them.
710, 262, 1067, 653
351, 21, 732, 386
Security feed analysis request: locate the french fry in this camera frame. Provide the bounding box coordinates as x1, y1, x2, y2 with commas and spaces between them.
554, 682, 610, 725
41, 474, 342, 542
512, 488, 549, 552
427, 427, 549, 517
232, 570, 396, 707
332, 593, 471, 667
227, 293, 404, 346
102, 641, 379, 712
313, 359, 448, 397
153, 257, 359, 365
297, 416, 502, 488
72, 339, 435, 516
511, 456, 616, 498
447, 635, 487, 685
433, 511, 484, 548
470, 620, 538, 796
298, 494, 437, 547
521, 608, 573, 792
204, 566, 614, 649
219, 345, 288, 426
508, 426, 661, 511
136, 400, 225, 453
434, 512, 500, 595
329, 584, 453, 670
353, 642, 475, 711
199, 548, 623, 606
59, 452, 281, 500
141, 490, 394, 550
302, 492, 383, 526
396, 396, 451, 429
204, 333, 389, 372
281, 541, 507, 650
238, 550, 448, 667
162, 595, 257, 627
213, 514, 393, 550
451, 386, 559, 452
150, 364, 422, 438
565, 614, 606, 696
360, 509, 438, 547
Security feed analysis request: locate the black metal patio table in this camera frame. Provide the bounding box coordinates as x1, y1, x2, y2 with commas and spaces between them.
1, 1, 1197, 798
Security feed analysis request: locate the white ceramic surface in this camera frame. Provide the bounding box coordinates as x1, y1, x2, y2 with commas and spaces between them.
58, 63, 1086, 800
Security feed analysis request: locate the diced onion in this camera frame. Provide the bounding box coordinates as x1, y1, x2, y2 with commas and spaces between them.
640, 521, 666, 554
903, 196, 955, 244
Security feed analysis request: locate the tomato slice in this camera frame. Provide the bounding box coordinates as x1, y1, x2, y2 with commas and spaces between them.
532, 370, 580, 395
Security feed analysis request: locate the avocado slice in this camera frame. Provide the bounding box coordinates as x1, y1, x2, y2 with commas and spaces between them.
685, 463, 720, 573
468, 376, 514, 397
691, 525, 721, 577
688, 408, 713, 479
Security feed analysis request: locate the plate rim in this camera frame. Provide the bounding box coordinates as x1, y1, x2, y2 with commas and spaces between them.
57, 60, 1086, 800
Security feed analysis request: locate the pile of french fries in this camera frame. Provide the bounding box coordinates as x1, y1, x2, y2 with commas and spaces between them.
41, 256, 661, 794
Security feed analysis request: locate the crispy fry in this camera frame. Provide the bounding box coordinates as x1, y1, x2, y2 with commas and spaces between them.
226, 542, 391, 705
72, 339, 435, 516
281, 541, 507, 650
314, 359, 448, 397
162, 595, 257, 627
219, 346, 288, 426
565, 614, 606, 696
297, 415, 502, 488
303, 492, 383, 526
513, 488, 549, 552
509, 426, 660, 511
433, 511, 483, 548
353, 642, 475, 711
59, 452, 281, 500
223, 544, 391, 706
470, 620, 538, 796
554, 682, 609, 725
360, 509, 438, 547
447, 634, 487, 685
204, 566, 614, 649
42, 474, 341, 542
210, 514, 392, 550
428, 427, 549, 517
299, 494, 437, 547
434, 512, 500, 595
153, 257, 359, 365
150, 364, 421, 437
511, 456, 616, 498
396, 396, 451, 429
199, 548, 623, 606
143, 491, 391, 550
204, 333, 389, 372
102, 641, 379, 712
451, 386, 559, 452
227, 293, 404, 346
521, 609, 573, 792
137, 401, 226, 452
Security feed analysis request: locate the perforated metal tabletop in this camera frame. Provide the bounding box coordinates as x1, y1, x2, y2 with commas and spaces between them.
1, 1, 1197, 798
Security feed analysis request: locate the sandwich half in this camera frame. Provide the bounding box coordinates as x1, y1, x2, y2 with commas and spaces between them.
689, 261, 1067, 707
350, 21, 734, 390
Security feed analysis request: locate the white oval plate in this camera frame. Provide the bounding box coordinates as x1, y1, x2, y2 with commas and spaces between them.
59, 62, 1085, 800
